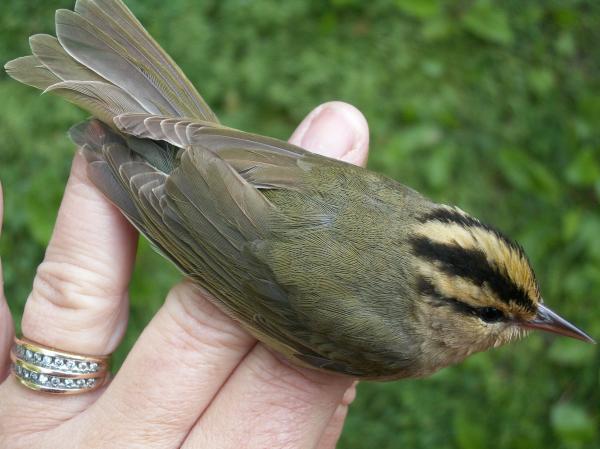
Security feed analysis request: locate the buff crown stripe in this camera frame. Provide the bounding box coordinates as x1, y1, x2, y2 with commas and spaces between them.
424, 206, 525, 249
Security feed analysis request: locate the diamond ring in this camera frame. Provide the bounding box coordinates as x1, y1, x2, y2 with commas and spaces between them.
10, 336, 110, 394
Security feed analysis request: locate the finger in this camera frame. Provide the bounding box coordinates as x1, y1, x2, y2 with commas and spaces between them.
75, 103, 369, 448
0, 183, 15, 381
22, 153, 137, 352
183, 345, 352, 449
3, 153, 137, 417
289, 100, 370, 167
74, 282, 256, 448
181, 105, 369, 449
315, 382, 357, 449
316, 405, 349, 449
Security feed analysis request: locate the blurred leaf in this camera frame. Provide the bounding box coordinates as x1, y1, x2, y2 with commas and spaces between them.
551, 403, 596, 444
395, 0, 441, 19
555, 32, 576, 56
548, 339, 596, 367
497, 148, 560, 199
462, 0, 514, 45
23, 170, 65, 245
454, 411, 486, 449
425, 145, 454, 189
562, 209, 582, 241
421, 16, 454, 41
421, 59, 444, 78
394, 124, 443, 153
528, 68, 555, 95
566, 148, 600, 187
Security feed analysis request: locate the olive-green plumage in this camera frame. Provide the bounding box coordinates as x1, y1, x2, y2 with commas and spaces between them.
5, 0, 593, 380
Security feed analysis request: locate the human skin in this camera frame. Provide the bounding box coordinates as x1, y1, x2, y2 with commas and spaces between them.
0, 101, 369, 449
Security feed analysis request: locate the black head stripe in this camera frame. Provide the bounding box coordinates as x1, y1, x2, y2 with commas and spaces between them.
419, 208, 527, 260
419, 207, 481, 227
410, 236, 535, 312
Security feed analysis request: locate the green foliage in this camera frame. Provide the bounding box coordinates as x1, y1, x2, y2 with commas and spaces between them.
0, 0, 599, 447
551, 403, 597, 447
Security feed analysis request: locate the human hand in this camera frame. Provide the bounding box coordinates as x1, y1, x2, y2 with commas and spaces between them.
0, 101, 369, 449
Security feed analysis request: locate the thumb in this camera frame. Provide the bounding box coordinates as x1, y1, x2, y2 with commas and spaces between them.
289, 101, 370, 167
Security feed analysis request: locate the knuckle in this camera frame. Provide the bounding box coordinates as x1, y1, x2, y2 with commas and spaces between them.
0, 391, 64, 448
160, 281, 253, 355
246, 358, 312, 406
31, 261, 91, 310
28, 259, 120, 311
250, 426, 302, 449
91, 404, 177, 449
245, 345, 347, 411
21, 260, 127, 347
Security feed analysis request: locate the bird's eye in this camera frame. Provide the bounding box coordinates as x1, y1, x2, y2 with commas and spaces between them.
475, 307, 505, 323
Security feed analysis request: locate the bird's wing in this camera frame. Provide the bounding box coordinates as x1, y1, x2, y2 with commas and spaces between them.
73, 118, 366, 376
114, 112, 347, 190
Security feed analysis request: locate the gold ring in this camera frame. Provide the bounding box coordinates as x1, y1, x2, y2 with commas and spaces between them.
10, 336, 111, 395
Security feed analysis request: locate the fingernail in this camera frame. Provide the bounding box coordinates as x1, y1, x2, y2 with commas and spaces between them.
292, 102, 367, 160
342, 380, 358, 405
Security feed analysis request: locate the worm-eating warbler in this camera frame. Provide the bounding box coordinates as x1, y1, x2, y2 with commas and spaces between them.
5, 0, 594, 380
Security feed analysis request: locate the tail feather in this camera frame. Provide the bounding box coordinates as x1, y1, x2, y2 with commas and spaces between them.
73, 0, 214, 120
4, 55, 61, 90
55, 8, 175, 116
5, 0, 218, 126
29, 34, 105, 83
46, 80, 145, 124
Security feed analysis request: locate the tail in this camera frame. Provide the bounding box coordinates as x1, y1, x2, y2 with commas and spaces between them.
4, 0, 218, 126
3, 0, 223, 263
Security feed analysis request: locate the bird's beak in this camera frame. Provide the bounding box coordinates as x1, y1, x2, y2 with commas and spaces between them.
521, 303, 595, 344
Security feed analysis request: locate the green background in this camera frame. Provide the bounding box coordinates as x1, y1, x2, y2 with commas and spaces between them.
1, 0, 599, 448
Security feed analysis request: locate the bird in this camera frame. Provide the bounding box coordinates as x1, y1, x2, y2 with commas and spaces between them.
5, 0, 594, 380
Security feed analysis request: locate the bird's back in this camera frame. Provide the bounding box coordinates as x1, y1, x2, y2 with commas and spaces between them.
251, 162, 437, 377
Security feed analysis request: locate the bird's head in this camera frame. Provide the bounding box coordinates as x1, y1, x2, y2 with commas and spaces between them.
408, 206, 594, 373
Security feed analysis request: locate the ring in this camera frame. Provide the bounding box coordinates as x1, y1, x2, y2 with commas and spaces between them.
10, 336, 111, 395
